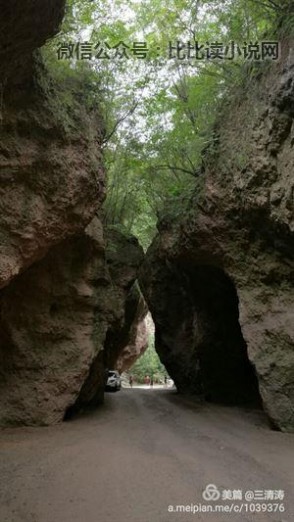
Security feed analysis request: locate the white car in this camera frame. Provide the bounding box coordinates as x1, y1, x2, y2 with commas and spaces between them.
105, 370, 121, 392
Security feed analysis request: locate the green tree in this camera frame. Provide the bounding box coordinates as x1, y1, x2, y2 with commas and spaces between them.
130, 335, 167, 383
43, 0, 294, 250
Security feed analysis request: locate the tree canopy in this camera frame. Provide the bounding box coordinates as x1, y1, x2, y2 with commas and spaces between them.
43, 0, 294, 249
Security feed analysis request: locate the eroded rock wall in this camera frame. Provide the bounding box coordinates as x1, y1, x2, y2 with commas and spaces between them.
0, 221, 144, 425
140, 43, 294, 431
103, 229, 149, 372
0, 1, 145, 426
114, 287, 149, 374
0, 0, 66, 82
66, 228, 144, 416
0, 2, 106, 290
0, 218, 106, 425
0, 61, 105, 290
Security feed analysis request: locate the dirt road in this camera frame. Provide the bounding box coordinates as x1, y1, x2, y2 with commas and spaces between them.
0, 389, 293, 522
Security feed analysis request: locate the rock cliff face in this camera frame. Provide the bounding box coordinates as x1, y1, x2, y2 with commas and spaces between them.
0, 218, 104, 425
0, 220, 144, 425
140, 44, 294, 432
101, 232, 149, 373
115, 319, 148, 374
66, 228, 144, 418
115, 289, 149, 374
0, 35, 105, 289
0, 1, 66, 83
0, 1, 145, 425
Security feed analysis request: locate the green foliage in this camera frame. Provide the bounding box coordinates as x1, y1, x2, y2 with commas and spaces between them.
41, 45, 105, 139
129, 334, 167, 382
42, 0, 293, 248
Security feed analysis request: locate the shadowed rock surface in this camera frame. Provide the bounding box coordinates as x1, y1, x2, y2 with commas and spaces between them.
140, 43, 294, 432
65, 228, 144, 418
103, 230, 148, 373
115, 286, 149, 374
0, 59, 105, 290
0, 221, 144, 425
0, 1, 145, 426
0, 0, 66, 82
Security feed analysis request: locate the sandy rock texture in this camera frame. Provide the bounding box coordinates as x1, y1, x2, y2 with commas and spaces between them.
115, 288, 149, 374
140, 43, 294, 432
0, 1, 145, 426
0, 1, 105, 290
0, 221, 144, 425
68, 227, 145, 416
0, 62, 105, 290
103, 229, 149, 373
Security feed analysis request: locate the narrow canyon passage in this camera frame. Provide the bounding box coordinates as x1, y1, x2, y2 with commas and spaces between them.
0, 389, 293, 522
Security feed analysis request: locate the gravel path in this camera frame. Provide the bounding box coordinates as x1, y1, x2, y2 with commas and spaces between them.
0, 389, 293, 522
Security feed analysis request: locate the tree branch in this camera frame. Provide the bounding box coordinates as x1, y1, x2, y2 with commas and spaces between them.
102, 101, 139, 145
248, 0, 282, 11
156, 163, 199, 178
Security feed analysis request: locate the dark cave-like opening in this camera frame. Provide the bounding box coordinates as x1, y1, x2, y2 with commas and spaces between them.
154, 262, 261, 407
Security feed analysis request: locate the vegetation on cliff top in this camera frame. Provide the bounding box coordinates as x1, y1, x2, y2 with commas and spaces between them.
43, 0, 294, 249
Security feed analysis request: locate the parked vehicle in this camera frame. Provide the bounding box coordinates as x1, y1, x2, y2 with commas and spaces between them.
105, 370, 121, 392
